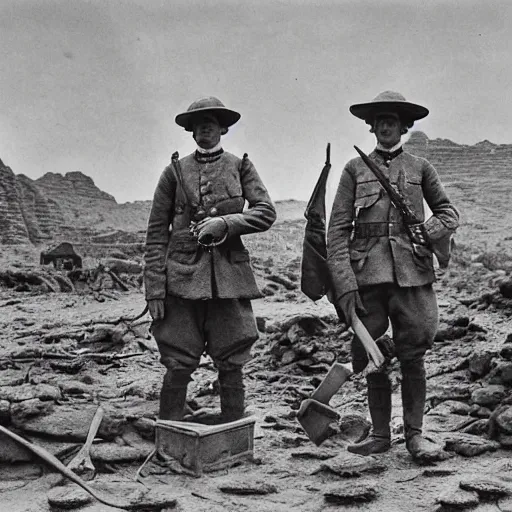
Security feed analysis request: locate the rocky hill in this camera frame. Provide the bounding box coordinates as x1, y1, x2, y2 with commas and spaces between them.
404, 131, 512, 250
0, 161, 151, 244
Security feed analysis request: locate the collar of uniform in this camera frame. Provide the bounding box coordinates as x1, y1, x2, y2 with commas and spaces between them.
194, 147, 224, 163
374, 144, 403, 162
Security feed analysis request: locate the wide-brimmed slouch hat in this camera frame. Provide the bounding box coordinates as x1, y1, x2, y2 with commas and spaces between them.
175, 97, 241, 132
349, 91, 429, 124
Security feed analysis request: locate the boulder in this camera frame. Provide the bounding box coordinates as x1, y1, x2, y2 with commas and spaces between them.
437, 488, 479, 508
488, 362, 512, 386
0, 383, 61, 402
471, 385, 507, 406
459, 477, 510, 498
324, 481, 378, 504
312, 451, 387, 477
337, 414, 372, 443
468, 351, 495, 379
495, 406, 512, 434
445, 433, 499, 457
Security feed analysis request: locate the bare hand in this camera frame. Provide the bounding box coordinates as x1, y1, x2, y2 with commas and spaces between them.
192, 217, 227, 245
147, 299, 165, 321
338, 290, 367, 326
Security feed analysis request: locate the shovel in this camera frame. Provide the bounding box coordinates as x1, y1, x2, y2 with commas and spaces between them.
297, 314, 385, 445
67, 405, 104, 480
297, 362, 352, 445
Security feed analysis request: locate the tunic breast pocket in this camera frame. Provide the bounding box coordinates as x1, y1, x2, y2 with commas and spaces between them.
354, 182, 382, 215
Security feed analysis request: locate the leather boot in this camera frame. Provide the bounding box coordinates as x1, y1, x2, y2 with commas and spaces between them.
159, 369, 192, 421
218, 367, 245, 423
348, 372, 391, 456
401, 359, 444, 462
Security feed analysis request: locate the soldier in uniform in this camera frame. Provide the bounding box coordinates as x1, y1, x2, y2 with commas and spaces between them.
327, 91, 459, 462
144, 97, 276, 423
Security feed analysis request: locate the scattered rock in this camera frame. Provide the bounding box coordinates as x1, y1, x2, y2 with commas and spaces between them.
311, 350, 335, 365
337, 414, 371, 443
501, 344, 512, 361
47, 485, 92, 509
495, 406, 512, 434
460, 418, 489, 436
12, 403, 125, 441
469, 405, 492, 418
290, 448, 338, 460
218, 480, 278, 495
324, 481, 378, 504
498, 434, 512, 449
488, 362, 512, 386
10, 399, 53, 423
423, 467, 457, 477
58, 380, 93, 395
312, 451, 387, 477
0, 430, 32, 462
429, 400, 472, 416
471, 385, 507, 406
435, 326, 467, 342
459, 477, 511, 498
0, 383, 61, 403
450, 316, 470, 327
90, 441, 154, 462
428, 383, 473, 405
444, 433, 499, 457
499, 279, 512, 298
437, 487, 479, 508
468, 351, 495, 379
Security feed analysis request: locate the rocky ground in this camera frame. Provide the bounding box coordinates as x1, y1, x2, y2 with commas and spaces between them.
2, 236, 512, 511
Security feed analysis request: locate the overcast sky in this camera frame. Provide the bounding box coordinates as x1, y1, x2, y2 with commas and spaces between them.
0, 0, 510, 204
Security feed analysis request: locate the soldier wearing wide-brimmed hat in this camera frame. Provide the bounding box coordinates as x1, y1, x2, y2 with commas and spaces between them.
144, 96, 276, 424
326, 91, 459, 463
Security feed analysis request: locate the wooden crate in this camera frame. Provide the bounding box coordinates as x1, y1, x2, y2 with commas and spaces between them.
155, 416, 256, 476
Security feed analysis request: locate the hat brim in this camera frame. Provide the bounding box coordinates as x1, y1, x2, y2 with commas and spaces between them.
349, 101, 429, 123
175, 107, 241, 131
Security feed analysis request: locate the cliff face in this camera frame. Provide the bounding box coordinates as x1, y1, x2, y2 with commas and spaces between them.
0, 162, 31, 244
0, 161, 142, 245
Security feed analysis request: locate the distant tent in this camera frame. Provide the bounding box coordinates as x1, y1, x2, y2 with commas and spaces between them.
40, 242, 82, 270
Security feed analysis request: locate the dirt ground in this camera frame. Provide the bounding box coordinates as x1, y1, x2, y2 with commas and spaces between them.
2, 249, 512, 511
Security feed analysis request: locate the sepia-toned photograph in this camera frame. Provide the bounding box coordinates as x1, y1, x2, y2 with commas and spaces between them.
1, 0, 511, 510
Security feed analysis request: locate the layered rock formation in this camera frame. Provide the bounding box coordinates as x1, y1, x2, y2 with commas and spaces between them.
405, 132, 512, 249
0, 160, 151, 244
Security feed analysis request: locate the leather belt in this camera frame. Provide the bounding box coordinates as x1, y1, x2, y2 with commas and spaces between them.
353, 222, 405, 238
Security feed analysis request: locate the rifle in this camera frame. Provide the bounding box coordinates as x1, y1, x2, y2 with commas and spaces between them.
353, 145, 428, 247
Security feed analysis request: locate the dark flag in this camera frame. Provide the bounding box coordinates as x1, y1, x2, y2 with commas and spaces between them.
300, 143, 333, 302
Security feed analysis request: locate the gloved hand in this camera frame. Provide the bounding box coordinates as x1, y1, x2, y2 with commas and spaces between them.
192, 216, 228, 246
147, 299, 165, 321
337, 290, 367, 326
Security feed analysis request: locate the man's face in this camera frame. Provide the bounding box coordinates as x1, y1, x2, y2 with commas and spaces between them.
192, 114, 223, 149
374, 114, 402, 149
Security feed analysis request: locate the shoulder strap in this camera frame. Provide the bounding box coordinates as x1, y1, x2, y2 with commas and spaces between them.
170, 151, 191, 205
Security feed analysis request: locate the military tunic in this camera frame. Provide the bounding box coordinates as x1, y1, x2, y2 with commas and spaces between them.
144, 149, 276, 370
327, 148, 459, 371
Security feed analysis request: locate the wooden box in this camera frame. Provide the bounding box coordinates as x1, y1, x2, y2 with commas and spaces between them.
155, 416, 256, 476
